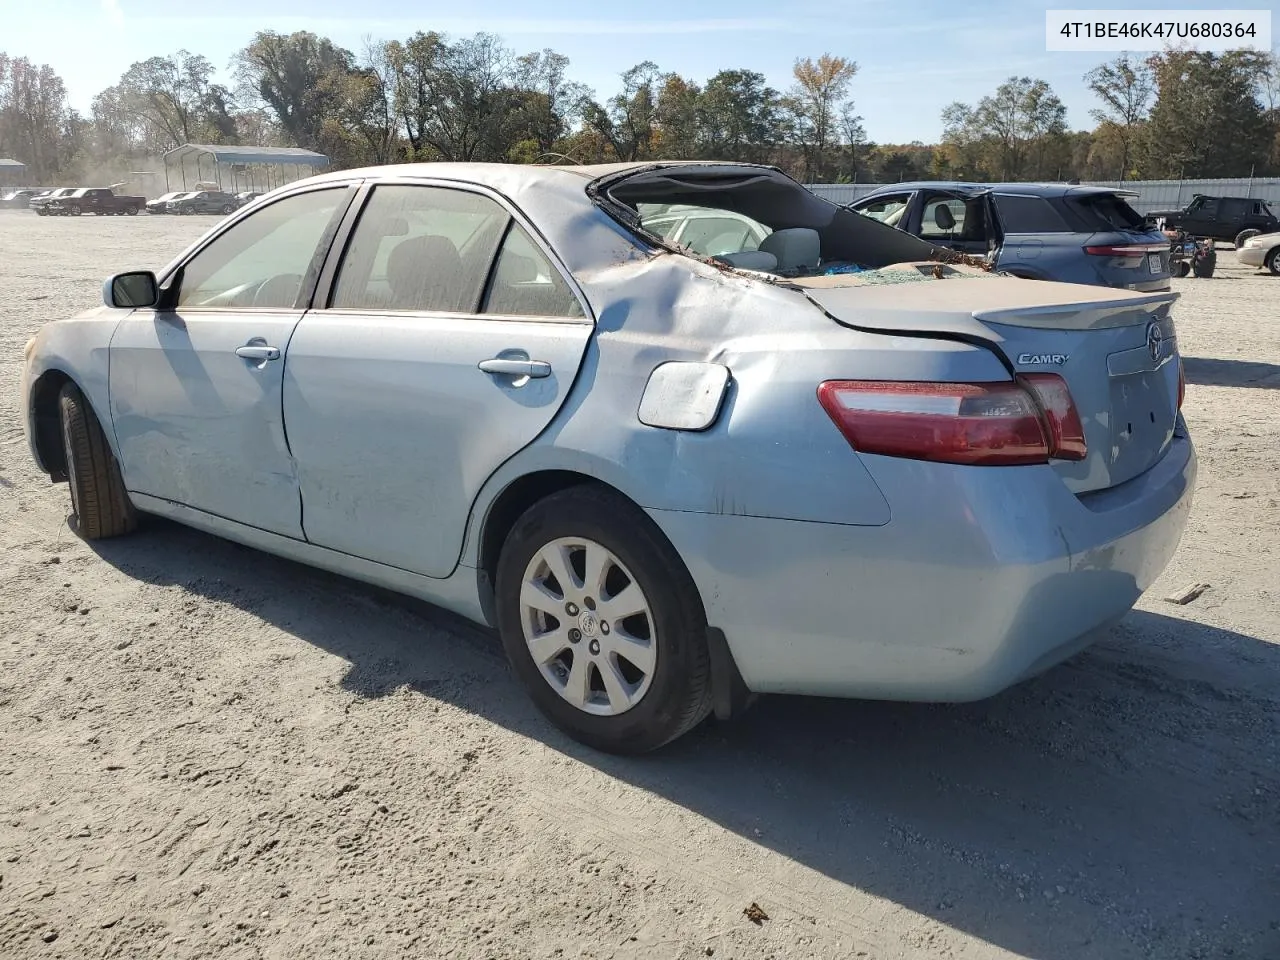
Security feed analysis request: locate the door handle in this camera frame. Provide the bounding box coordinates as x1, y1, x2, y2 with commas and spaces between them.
478, 358, 551, 379
235, 344, 280, 362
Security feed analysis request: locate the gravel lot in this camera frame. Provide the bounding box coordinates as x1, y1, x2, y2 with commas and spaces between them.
1, 210, 1277, 960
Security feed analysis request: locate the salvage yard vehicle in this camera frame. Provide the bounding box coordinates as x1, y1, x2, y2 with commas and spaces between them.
167, 189, 239, 215
850, 181, 1172, 291
29, 187, 78, 215
1147, 194, 1280, 249
1236, 230, 1280, 274
20, 161, 1196, 754
1, 188, 49, 209
234, 191, 263, 208
47, 187, 146, 216
145, 191, 190, 214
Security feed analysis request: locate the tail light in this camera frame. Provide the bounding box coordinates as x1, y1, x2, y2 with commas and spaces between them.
817, 376, 1087, 466
1083, 243, 1167, 257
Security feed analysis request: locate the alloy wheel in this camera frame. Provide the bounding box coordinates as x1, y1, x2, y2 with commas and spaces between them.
519, 537, 656, 716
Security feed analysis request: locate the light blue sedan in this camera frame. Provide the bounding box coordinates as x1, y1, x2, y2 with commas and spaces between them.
21, 161, 1196, 753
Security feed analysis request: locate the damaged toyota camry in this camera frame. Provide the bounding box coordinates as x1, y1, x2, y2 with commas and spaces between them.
21, 161, 1196, 753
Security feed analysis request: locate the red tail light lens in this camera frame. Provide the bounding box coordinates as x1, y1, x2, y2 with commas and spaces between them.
1018, 373, 1087, 460
817, 376, 1087, 466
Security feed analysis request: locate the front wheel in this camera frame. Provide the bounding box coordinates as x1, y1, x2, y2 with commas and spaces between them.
1266, 248, 1280, 276
220, 204, 234, 215
495, 486, 713, 753
58, 384, 137, 540
69, 204, 82, 216
126, 205, 139, 216
1173, 260, 1191, 278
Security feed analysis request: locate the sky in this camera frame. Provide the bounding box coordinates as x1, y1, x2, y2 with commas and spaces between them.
4, 0, 1278, 144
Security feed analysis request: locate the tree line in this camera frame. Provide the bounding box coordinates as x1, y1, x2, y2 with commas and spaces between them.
1, 34, 1278, 187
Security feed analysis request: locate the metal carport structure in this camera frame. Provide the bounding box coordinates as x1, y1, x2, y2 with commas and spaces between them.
0, 158, 27, 187
162, 144, 329, 194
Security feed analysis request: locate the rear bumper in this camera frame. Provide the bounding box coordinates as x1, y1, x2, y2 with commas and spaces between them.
648, 431, 1196, 701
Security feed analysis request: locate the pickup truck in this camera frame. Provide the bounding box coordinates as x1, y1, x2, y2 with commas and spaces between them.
1146, 195, 1280, 248
46, 187, 146, 217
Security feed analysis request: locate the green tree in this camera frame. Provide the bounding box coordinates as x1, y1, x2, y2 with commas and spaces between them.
1084, 55, 1154, 179
1142, 49, 1271, 178
785, 54, 858, 181
942, 76, 1067, 180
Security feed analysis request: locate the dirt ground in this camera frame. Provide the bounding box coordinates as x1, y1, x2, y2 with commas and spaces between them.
0, 210, 1276, 960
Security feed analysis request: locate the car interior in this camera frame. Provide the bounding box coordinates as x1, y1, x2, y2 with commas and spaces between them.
601, 167, 939, 278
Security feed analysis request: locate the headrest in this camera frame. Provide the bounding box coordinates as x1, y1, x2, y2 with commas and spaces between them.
759, 228, 821, 272
715, 250, 779, 272
933, 204, 956, 230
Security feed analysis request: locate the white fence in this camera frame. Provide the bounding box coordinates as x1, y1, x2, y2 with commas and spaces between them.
807, 178, 1280, 214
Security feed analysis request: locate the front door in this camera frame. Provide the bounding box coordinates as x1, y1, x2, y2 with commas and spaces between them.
282, 182, 593, 578
109, 185, 353, 537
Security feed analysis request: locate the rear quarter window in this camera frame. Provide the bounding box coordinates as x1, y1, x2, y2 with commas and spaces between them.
992, 194, 1071, 234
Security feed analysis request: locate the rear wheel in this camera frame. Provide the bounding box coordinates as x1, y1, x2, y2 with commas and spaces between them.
70, 204, 82, 216
220, 203, 234, 215
1173, 260, 1191, 278
1235, 229, 1261, 249
495, 486, 713, 754
126, 205, 139, 216
58, 384, 137, 540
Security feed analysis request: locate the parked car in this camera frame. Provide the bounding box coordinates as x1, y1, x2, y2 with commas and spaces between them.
1146, 195, 1280, 248
1236, 230, 1280, 273
46, 187, 145, 217
167, 190, 239, 215
850, 181, 1172, 292
146, 191, 191, 215
30, 187, 79, 215
1, 188, 48, 209
20, 161, 1194, 753
234, 191, 263, 209
635, 202, 770, 257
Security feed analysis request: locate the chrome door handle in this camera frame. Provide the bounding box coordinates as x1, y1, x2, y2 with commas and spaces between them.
477, 358, 551, 379
235, 344, 280, 361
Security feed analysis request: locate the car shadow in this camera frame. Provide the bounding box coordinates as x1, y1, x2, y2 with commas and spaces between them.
1182, 356, 1280, 389
84, 517, 1280, 960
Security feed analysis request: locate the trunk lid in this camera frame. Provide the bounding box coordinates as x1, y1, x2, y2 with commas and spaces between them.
796, 269, 1181, 494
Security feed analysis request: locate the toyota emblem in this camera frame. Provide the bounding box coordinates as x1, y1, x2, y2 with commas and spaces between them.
1146, 321, 1163, 362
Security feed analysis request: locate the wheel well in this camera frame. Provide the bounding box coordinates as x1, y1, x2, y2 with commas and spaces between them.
30, 370, 72, 481
478, 470, 605, 590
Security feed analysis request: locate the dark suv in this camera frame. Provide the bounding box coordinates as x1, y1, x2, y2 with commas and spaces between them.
850, 181, 1171, 292
1146, 195, 1280, 248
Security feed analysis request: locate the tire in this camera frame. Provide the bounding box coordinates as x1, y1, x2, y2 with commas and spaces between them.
58, 384, 137, 540
1192, 248, 1216, 279
70, 204, 82, 216
1173, 260, 1191, 278
495, 486, 713, 754
126, 205, 139, 216
1266, 248, 1280, 276
1235, 229, 1261, 249
220, 204, 233, 215
36, 208, 46, 216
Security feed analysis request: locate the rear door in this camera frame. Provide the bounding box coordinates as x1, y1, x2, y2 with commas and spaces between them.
282, 181, 594, 578
1218, 198, 1249, 238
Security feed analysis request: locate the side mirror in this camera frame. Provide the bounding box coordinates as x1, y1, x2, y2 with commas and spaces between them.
104, 270, 159, 309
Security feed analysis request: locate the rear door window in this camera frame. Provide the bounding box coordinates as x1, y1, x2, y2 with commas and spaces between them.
992, 194, 1071, 234
331, 184, 510, 314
